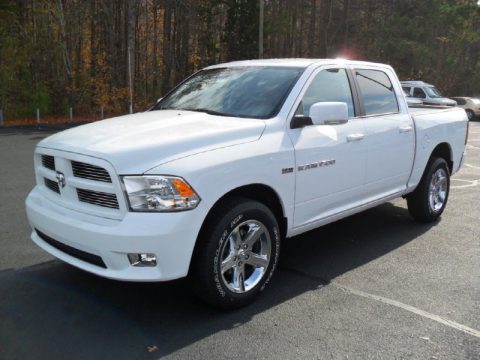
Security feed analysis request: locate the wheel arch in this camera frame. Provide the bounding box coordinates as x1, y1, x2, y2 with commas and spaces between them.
205, 183, 287, 239
188, 183, 288, 274
430, 142, 453, 173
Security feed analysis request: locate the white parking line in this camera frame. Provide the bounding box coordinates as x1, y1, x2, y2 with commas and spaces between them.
450, 178, 479, 189
465, 163, 480, 170
467, 144, 480, 150
334, 283, 480, 339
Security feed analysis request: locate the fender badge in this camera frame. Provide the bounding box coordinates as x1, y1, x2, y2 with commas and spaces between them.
298, 159, 336, 171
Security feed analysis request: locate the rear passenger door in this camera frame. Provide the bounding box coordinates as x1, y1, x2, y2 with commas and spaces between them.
353, 68, 415, 200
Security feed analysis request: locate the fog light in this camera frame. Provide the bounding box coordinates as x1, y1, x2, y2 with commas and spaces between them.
128, 253, 157, 267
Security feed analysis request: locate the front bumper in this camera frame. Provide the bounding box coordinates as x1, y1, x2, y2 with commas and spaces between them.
26, 186, 204, 281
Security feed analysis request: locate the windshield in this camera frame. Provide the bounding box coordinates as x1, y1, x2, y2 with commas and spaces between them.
153, 66, 304, 119
471, 98, 480, 105
425, 86, 443, 98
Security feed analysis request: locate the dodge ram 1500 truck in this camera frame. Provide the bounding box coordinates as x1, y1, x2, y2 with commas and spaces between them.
26, 59, 469, 308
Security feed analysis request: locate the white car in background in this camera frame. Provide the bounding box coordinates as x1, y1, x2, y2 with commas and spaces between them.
450, 97, 480, 121
401, 80, 457, 107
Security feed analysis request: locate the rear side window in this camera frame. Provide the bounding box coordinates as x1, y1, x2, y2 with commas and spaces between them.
355, 69, 399, 115
455, 98, 466, 105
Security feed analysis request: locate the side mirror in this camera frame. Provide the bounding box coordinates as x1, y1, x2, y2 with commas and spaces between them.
310, 102, 348, 126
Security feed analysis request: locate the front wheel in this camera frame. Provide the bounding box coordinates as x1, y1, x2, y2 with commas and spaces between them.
407, 157, 450, 222
189, 198, 281, 309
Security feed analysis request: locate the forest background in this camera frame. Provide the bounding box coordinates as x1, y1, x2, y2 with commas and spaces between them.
0, 0, 479, 124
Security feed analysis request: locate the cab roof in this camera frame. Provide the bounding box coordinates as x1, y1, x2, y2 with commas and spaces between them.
205, 58, 393, 70
401, 80, 434, 87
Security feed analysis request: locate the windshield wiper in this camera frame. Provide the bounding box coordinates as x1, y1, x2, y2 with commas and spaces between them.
151, 106, 174, 111
183, 108, 233, 117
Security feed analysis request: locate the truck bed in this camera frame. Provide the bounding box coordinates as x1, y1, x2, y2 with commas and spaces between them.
407, 106, 467, 192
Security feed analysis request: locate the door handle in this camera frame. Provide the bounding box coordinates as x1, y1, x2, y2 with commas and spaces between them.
347, 133, 365, 142
399, 125, 413, 133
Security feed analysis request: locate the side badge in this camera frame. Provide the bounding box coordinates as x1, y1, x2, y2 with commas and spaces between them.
298, 159, 336, 172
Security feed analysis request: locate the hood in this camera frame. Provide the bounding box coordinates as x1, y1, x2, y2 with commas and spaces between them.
38, 110, 266, 174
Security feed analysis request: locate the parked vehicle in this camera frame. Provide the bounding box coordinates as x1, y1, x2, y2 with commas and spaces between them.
401, 80, 457, 107
403, 89, 423, 106
450, 97, 480, 121
26, 59, 469, 309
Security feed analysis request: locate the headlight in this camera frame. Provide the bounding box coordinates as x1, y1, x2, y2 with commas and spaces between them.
122, 176, 200, 212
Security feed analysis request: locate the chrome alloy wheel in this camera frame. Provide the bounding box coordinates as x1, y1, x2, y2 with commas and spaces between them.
219, 220, 272, 293
428, 168, 448, 212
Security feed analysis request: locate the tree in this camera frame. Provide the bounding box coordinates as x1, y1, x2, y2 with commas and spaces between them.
1, 0, 479, 123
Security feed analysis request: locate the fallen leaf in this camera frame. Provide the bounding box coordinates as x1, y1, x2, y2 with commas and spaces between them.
147, 345, 159, 353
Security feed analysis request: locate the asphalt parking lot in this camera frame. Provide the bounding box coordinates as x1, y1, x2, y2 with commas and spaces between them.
0, 122, 479, 359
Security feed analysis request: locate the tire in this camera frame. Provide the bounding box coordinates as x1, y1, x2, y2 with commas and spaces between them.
189, 197, 281, 309
407, 157, 450, 223
466, 109, 474, 121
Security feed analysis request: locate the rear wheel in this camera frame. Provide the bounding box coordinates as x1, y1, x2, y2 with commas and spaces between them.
466, 109, 474, 121
407, 157, 450, 222
189, 197, 281, 309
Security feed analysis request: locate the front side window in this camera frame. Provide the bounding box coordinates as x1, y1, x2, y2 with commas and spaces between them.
153, 66, 304, 119
355, 69, 399, 115
299, 68, 355, 118
413, 87, 427, 99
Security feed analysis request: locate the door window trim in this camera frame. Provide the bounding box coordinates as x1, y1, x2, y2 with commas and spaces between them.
288, 65, 360, 129
352, 67, 401, 118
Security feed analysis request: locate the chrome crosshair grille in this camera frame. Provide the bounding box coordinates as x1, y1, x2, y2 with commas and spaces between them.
77, 188, 119, 209
71, 161, 112, 183
36, 150, 125, 217
44, 178, 60, 194
41, 155, 55, 171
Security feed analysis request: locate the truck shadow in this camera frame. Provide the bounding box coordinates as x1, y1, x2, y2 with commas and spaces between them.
0, 202, 435, 359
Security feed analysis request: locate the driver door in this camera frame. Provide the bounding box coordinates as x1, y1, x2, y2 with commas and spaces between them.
288, 66, 367, 228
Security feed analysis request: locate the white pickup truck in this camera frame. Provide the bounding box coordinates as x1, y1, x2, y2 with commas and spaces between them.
26, 59, 468, 308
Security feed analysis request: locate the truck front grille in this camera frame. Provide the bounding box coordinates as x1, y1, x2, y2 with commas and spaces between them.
72, 161, 112, 183
36, 150, 124, 218
35, 229, 107, 268
41, 155, 55, 170
77, 188, 119, 209
44, 178, 60, 193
